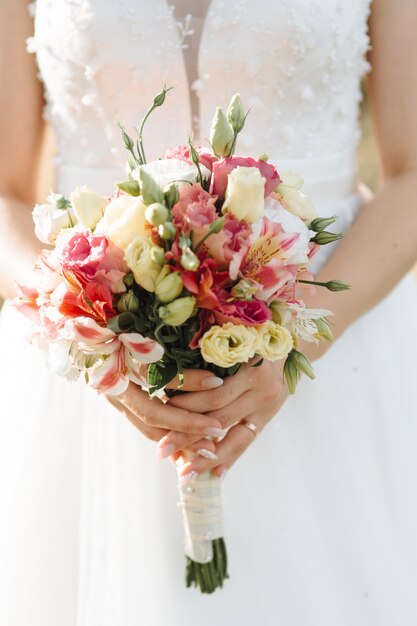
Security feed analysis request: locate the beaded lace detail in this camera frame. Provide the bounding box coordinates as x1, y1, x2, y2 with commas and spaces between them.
27, 0, 371, 170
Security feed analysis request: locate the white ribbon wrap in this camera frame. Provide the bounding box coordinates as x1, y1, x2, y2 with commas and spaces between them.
177, 470, 224, 563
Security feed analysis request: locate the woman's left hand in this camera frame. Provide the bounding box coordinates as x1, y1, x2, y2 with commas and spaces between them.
158, 359, 289, 478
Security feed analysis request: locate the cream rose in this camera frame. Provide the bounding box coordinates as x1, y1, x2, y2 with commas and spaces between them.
70, 186, 108, 230
124, 236, 162, 292
255, 322, 293, 361
277, 171, 317, 222
199, 323, 258, 368
222, 166, 265, 223
95, 195, 147, 250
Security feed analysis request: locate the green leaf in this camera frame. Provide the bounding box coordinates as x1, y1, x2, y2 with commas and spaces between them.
148, 361, 178, 394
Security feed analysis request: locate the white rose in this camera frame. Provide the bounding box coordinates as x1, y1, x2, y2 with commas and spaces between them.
70, 186, 108, 230
124, 236, 162, 292
95, 195, 147, 250
32, 202, 73, 245
134, 158, 210, 190
222, 166, 265, 223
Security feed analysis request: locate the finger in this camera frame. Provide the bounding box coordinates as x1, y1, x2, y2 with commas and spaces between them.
156, 434, 218, 460
118, 382, 225, 436
205, 390, 259, 430
167, 364, 254, 413
165, 369, 224, 392
178, 420, 259, 478
105, 396, 168, 441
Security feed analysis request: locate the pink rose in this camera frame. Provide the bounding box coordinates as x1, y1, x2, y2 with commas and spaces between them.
210, 156, 281, 198
61, 232, 128, 293
215, 299, 272, 326
165, 145, 218, 172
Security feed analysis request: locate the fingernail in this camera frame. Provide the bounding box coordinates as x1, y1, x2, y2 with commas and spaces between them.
202, 375, 224, 389
156, 442, 175, 459
197, 448, 219, 461
204, 427, 226, 438
219, 468, 228, 481
180, 470, 199, 482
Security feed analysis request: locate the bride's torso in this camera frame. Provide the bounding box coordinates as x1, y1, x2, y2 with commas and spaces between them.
29, 0, 371, 204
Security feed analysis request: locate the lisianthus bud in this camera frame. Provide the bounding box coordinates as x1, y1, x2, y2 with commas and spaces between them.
117, 179, 140, 196
70, 186, 108, 230
208, 216, 226, 234
180, 247, 200, 271
158, 221, 176, 240
231, 279, 258, 300
159, 296, 196, 326
324, 280, 351, 292
284, 352, 299, 394
291, 349, 315, 379
155, 270, 183, 303
150, 245, 166, 265
164, 183, 179, 209
309, 215, 338, 232
227, 93, 246, 133
311, 230, 343, 245
145, 202, 169, 226
222, 166, 265, 223
138, 168, 165, 205
314, 317, 334, 342
210, 107, 235, 158
116, 290, 140, 313
124, 236, 162, 292
258, 153, 269, 162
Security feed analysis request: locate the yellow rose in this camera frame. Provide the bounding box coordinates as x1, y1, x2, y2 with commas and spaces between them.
95, 195, 147, 250
124, 237, 162, 292
222, 166, 265, 223
255, 322, 293, 361
70, 186, 108, 230
199, 323, 258, 368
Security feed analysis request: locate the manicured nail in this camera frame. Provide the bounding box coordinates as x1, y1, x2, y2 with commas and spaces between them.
156, 442, 175, 459
180, 470, 199, 482
204, 427, 226, 438
219, 468, 228, 481
202, 375, 224, 389
197, 448, 219, 461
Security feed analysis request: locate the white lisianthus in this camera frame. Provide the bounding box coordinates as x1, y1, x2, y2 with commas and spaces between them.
255, 322, 293, 361
70, 186, 108, 230
277, 171, 317, 222
222, 166, 265, 223
124, 237, 162, 292
95, 195, 147, 250
134, 158, 210, 190
199, 323, 258, 368
32, 201, 73, 245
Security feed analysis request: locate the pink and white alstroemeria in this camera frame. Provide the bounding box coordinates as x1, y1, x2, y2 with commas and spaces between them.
271, 301, 333, 343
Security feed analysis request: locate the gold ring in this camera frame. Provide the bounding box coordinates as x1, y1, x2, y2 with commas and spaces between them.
239, 419, 258, 437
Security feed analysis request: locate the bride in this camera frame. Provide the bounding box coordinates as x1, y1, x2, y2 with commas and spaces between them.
0, 0, 416, 624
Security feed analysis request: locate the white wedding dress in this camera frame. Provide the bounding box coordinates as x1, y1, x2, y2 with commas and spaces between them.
1, 1, 417, 624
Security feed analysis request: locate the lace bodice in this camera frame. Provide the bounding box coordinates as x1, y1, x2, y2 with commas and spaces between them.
28, 0, 371, 186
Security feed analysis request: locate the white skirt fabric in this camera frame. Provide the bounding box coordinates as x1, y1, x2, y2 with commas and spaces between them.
0, 195, 417, 626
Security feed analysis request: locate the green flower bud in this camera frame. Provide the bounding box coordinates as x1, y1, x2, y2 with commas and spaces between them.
153, 85, 172, 107
164, 183, 179, 209
227, 93, 246, 133
283, 353, 299, 395
116, 290, 140, 313
324, 280, 351, 292
116, 179, 141, 196
311, 230, 343, 245
314, 317, 334, 342
180, 247, 200, 271
159, 296, 196, 326
309, 215, 338, 232
209, 216, 226, 234
150, 245, 166, 266
257, 153, 269, 162
155, 271, 183, 303
210, 107, 235, 158
123, 272, 135, 288
291, 349, 315, 380
145, 202, 169, 226
158, 221, 176, 240
138, 168, 165, 205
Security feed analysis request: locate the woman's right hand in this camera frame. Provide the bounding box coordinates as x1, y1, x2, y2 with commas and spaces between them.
106, 370, 225, 458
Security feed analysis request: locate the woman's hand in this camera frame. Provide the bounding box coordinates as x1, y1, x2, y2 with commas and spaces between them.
106, 370, 226, 455
158, 359, 289, 478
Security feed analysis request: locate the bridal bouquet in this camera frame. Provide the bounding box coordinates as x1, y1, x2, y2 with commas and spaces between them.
15, 87, 348, 593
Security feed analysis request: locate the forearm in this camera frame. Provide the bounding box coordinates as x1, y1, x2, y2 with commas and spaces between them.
305, 170, 417, 359
0, 196, 40, 299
